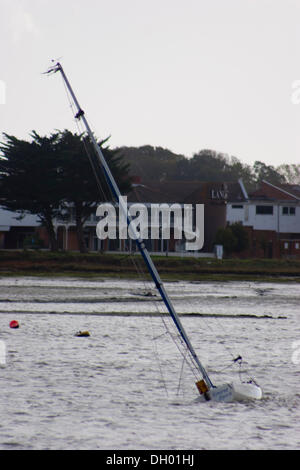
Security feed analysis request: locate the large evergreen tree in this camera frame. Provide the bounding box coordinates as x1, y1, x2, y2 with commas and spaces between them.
0, 130, 131, 252
0, 131, 63, 251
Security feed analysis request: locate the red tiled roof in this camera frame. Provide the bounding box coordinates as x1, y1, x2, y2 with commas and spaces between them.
126, 180, 247, 204
250, 181, 300, 201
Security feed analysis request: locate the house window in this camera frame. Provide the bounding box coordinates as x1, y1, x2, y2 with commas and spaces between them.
295, 242, 300, 250
232, 205, 243, 209
282, 207, 296, 215
284, 242, 289, 249
256, 205, 273, 215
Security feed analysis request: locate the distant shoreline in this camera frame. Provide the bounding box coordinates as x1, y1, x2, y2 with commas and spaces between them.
1, 250, 300, 282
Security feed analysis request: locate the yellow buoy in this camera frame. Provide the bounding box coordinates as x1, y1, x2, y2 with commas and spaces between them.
75, 331, 90, 337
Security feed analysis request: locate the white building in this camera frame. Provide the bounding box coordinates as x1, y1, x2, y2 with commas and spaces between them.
227, 179, 300, 258
227, 180, 300, 233
0, 207, 41, 248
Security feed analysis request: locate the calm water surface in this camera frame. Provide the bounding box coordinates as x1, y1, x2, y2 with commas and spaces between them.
0, 276, 299, 449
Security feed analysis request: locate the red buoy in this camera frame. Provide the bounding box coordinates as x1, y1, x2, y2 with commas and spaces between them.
9, 320, 19, 329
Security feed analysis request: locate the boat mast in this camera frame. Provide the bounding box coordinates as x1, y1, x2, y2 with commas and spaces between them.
48, 62, 214, 389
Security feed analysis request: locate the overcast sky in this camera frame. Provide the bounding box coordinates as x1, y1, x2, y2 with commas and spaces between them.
1, 0, 300, 167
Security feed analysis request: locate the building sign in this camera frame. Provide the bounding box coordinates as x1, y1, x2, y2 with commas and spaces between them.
210, 188, 228, 200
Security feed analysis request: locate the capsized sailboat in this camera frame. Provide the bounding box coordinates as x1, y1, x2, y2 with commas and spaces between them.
46, 61, 262, 402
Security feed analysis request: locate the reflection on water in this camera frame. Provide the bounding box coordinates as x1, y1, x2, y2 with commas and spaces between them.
0, 277, 299, 450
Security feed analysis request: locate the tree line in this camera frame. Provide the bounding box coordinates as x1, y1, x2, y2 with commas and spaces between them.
119, 145, 300, 190
1, 130, 299, 253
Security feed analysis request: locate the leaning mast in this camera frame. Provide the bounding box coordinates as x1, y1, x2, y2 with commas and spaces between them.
47, 61, 214, 391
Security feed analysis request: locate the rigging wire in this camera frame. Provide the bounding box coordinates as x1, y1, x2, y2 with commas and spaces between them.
131, 244, 203, 385
193, 306, 256, 384
59, 74, 182, 393
121, 235, 201, 394
61, 75, 109, 203
59, 71, 255, 394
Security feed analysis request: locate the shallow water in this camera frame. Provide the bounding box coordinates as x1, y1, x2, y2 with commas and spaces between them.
0, 276, 299, 449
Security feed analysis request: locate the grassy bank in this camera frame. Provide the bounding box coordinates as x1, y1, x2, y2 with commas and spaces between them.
1, 250, 300, 282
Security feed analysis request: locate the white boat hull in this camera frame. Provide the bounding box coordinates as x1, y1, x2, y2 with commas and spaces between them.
231, 382, 262, 401
199, 382, 262, 403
